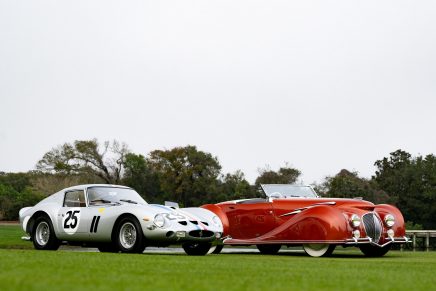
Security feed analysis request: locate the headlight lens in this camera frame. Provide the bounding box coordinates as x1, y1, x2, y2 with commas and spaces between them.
212, 216, 221, 225
353, 229, 361, 239
153, 214, 166, 228
350, 214, 361, 228
167, 213, 185, 220
387, 229, 395, 238
384, 214, 395, 227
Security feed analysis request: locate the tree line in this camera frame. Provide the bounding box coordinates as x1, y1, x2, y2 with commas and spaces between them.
1, 139, 435, 229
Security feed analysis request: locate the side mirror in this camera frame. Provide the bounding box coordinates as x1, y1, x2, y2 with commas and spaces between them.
165, 201, 179, 208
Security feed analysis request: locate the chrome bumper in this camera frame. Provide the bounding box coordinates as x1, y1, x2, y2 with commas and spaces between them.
345, 236, 410, 247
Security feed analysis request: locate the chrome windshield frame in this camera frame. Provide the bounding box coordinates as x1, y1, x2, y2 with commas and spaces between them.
260, 184, 319, 199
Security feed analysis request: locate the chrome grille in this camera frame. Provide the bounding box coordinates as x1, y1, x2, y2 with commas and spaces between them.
362, 213, 382, 243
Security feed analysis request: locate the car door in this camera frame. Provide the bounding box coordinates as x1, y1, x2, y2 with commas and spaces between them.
226, 202, 277, 239
57, 189, 94, 241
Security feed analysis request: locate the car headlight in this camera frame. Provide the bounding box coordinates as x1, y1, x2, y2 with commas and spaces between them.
350, 214, 361, 228
384, 214, 395, 227
167, 213, 185, 220
212, 216, 221, 225
353, 229, 360, 239
153, 214, 166, 228
387, 229, 395, 238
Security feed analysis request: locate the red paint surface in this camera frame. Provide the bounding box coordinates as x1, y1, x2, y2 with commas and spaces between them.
202, 197, 406, 245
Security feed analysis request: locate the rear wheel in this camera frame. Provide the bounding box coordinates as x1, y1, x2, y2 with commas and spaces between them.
303, 244, 335, 257
359, 244, 391, 257
256, 244, 281, 255
114, 217, 146, 253
183, 242, 212, 256
32, 216, 60, 250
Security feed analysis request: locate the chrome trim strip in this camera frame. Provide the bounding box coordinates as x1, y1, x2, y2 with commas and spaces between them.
279, 202, 337, 217
279, 210, 302, 217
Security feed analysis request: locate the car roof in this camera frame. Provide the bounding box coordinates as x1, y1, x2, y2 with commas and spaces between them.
61, 184, 132, 192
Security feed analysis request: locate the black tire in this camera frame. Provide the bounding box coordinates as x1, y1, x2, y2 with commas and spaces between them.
359, 244, 391, 257
211, 244, 224, 254
32, 216, 60, 250
256, 244, 281, 255
114, 216, 146, 254
182, 242, 212, 256
98, 243, 119, 253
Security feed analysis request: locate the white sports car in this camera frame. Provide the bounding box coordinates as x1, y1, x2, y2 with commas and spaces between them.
19, 184, 223, 255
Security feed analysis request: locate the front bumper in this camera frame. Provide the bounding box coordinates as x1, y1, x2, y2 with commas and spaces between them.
345, 236, 410, 247
142, 222, 222, 245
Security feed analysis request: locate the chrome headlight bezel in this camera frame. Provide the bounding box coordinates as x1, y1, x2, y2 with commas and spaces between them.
153, 214, 166, 228
384, 214, 395, 228
350, 214, 361, 228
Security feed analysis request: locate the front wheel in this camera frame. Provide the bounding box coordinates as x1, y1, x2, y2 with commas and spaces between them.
114, 217, 146, 253
32, 216, 60, 250
303, 244, 336, 257
183, 242, 212, 256
257, 244, 281, 255
359, 244, 391, 257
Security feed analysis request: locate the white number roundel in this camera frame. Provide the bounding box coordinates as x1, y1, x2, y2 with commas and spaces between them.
62, 208, 81, 235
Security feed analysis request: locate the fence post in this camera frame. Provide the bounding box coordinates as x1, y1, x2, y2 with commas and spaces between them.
412, 233, 416, 251
426, 233, 430, 252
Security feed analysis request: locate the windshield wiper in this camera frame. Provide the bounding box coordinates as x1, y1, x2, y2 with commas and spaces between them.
119, 199, 138, 204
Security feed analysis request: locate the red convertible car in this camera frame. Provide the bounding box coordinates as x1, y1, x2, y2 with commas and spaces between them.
202, 184, 409, 257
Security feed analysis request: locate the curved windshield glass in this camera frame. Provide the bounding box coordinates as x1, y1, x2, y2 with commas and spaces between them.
261, 184, 318, 198
87, 187, 147, 205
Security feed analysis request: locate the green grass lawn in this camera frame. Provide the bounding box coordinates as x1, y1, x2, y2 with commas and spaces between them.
0, 224, 30, 249
1, 225, 435, 291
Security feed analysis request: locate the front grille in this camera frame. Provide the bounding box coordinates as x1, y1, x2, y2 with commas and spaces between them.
189, 230, 214, 238
362, 212, 383, 243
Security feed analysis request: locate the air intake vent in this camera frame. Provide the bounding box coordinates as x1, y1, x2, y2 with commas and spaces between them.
362, 213, 382, 243
189, 230, 214, 238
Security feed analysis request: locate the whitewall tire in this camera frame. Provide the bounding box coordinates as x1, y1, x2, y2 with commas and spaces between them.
303, 244, 335, 257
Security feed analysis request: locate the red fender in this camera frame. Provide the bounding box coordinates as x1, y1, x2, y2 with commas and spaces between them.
374, 204, 406, 237
201, 204, 230, 235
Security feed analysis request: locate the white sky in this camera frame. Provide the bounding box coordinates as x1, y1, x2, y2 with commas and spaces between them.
1, 1, 435, 184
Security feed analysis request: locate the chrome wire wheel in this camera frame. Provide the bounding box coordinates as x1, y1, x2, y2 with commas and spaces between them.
35, 221, 50, 246
119, 222, 137, 250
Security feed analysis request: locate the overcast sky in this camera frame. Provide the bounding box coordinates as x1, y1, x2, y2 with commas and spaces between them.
1, 1, 435, 184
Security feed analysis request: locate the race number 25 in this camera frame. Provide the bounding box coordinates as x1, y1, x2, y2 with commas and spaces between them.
64, 210, 80, 229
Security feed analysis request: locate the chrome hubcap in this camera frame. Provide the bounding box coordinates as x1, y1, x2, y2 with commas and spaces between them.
36, 221, 50, 246
303, 244, 330, 257
119, 222, 136, 249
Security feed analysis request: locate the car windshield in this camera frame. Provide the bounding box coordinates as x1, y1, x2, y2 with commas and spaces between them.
261, 184, 318, 198
87, 187, 147, 205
